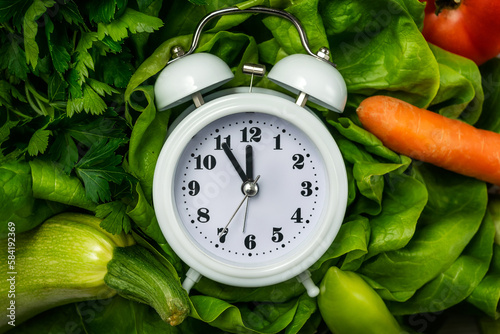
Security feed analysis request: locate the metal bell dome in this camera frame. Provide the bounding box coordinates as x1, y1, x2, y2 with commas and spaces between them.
154, 52, 234, 110
268, 54, 347, 112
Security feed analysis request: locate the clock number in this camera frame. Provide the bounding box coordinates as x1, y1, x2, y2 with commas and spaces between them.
214, 135, 231, 150
217, 228, 228, 243
194, 155, 216, 170
272, 227, 284, 243
244, 234, 256, 250
291, 208, 303, 223
301, 181, 313, 197
292, 154, 304, 169
188, 180, 200, 196
273, 135, 282, 150
241, 127, 261, 142
197, 208, 210, 223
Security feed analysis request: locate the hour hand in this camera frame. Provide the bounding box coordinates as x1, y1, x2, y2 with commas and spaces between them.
222, 143, 247, 182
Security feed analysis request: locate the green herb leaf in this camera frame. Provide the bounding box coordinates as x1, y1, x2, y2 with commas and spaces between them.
86, 0, 127, 24
97, 52, 134, 88
66, 97, 84, 117
82, 84, 107, 115
66, 115, 127, 147
0, 80, 26, 106
67, 83, 108, 116
67, 68, 83, 100
96, 200, 131, 234
75, 137, 129, 203
98, 35, 123, 52
48, 72, 68, 101
48, 133, 78, 172
48, 111, 128, 172
0, 80, 12, 107
0, 0, 31, 26
0, 33, 29, 80
97, 8, 163, 42
57, 0, 84, 25
0, 119, 19, 157
44, 15, 71, 73
87, 78, 119, 96
27, 128, 51, 156
23, 0, 56, 70
73, 32, 98, 86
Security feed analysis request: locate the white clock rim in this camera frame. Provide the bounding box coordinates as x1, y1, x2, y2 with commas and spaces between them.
153, 92, 348, 287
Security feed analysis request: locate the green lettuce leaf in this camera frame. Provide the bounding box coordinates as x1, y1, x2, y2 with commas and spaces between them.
476, 58, 500, 133
262, 0, 329, 56
365, 173, 427, 259
359, 164, 487, 301
125, 85, 170, 203
389, 210, 495, 315
427, 43, 484, 124
29, 159, 96, 211
126, 182, 167, 244
190, 292, 316, 333
467, 198, 500, 319
0, 160, 66, 237
318, 0, 439, 108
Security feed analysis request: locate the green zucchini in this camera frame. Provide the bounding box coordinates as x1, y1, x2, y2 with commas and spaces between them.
0, 213, 190, 331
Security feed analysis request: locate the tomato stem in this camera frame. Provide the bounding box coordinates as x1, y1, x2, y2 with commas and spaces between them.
434, 0, 462, 15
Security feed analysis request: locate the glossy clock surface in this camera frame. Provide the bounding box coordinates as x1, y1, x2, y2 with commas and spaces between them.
173, 111, 327, 267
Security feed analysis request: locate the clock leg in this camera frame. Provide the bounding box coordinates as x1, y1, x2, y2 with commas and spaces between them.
297, 270, 320, 297
182, 268, 202, 294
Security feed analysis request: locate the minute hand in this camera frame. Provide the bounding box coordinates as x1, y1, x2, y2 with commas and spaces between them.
245, 145, 253, 181
222, 143, 247, 182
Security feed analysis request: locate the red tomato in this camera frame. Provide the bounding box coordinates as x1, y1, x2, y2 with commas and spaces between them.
421, 0, 500, 65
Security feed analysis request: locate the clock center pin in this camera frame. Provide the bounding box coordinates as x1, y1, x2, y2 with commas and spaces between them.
242, 179, 259, 197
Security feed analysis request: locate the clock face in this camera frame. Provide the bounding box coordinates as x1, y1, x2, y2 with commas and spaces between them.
173, 111, 328, 267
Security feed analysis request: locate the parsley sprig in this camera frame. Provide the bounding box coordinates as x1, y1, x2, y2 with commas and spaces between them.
0, 0, 165, 234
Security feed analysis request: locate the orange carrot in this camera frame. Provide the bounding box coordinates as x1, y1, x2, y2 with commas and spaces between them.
356, 95, 500, 186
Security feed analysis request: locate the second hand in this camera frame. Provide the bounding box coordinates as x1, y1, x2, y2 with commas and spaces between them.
220, 175, 260, 235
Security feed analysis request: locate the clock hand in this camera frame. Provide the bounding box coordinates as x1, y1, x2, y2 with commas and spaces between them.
222, 142, 247, 183
242, 145, 254, 233
220, 175, 260, 235
242, 196, 249, 233
245, 145, 253, 181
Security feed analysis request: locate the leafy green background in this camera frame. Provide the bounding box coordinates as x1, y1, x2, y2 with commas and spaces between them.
1, 0, 499, 333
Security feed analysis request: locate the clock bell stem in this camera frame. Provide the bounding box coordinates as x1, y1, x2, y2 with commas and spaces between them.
192, 91, 205, 108
296, 91, 308, 107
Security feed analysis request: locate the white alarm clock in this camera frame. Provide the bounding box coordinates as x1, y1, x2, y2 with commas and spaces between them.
152, 6, 348, 297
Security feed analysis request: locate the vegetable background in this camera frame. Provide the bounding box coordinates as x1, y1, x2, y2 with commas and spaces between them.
1, 0, 500, 332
